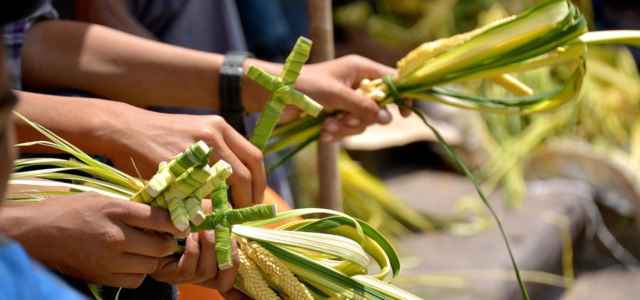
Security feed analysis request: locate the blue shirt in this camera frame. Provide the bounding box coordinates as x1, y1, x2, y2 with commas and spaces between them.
0, 237, 84, 300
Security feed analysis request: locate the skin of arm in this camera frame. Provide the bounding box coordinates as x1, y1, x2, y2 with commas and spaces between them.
0, 194, 183, 288
0, 195, 238, 290
22, 20, 227, 110
15, 91, 266, 206
14, 91, 118, 155
21, 20, 399, 140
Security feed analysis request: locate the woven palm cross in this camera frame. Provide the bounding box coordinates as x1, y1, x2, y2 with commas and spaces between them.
247, 37, 323, 150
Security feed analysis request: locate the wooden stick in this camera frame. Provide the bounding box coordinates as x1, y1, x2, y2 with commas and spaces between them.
307, 0, 342, 210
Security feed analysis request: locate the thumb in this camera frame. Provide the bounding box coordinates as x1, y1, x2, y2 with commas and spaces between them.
118, 201, 186, 237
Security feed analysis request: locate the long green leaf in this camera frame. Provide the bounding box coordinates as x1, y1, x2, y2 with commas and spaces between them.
14, 112, 143, 190
233, 225, 370, 268
245, 208, 365, 242
399, 0, 584, 88
9, 179, 129, 201
296, 216, 401, 279
579, 30, 640, 47
353, 275, 424, 300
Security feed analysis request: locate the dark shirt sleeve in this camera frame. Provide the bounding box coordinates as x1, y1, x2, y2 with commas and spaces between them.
2, 0, 58, 89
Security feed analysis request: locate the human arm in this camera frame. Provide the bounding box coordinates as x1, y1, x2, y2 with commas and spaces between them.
21, 21, 401, 140
0, 194, 183, 288
150, 199, 239, 293
21, 20, 224, 110
15, 91, 265, 206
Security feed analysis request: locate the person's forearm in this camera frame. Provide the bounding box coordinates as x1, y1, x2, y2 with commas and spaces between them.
0, 203, 43, 260
21, 20, 279, 112
15, 91, 129, 157
0, 199, 71, 270
22, 20, 225, 109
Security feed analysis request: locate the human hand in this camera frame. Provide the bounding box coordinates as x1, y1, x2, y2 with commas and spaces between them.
105, 106, 265, 208
150, 232, 239, 293
295, 55, 412, 142
0, 193, 183, 288
150, 199, 238, 292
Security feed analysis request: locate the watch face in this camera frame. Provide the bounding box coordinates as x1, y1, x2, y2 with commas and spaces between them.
0, 0, 47, 26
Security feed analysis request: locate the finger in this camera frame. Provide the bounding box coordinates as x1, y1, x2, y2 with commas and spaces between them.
201, 199, 213, 213
223, 126, 266, 205
320, 117, 338, 143
112, 253, 161, 274
378, 107, 392, 124
209, 139, 252, 208
321, 118, 366, 141
280, 106, 302, 124
348, 55, 396, 82
150, 256, 179, 282
149, 235, 200, 284
399, 100, 414, 117
203, 239, 239, 293
217, 239, 240, 293
324, 126, 366, 141
195, 231, 217, 282
176, 232, 200, 282
340, 113, 362, 128
329, 85, 382, 125
107, 273, 147, 289
399, 107, 412, 117
120, 226, 178, 258
117, 201, 185, 236
322, 117, 340, 136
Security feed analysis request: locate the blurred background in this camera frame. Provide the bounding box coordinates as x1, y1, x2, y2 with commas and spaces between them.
328, 1, 640, 299
331, 1, 640, 299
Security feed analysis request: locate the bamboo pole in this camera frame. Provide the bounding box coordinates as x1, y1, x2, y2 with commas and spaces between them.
307, 0, 342, 210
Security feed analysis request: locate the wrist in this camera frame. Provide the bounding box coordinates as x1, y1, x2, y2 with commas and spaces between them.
0, 203, 56, 266
220, 52, 252, 135
0, 204, 30, 240
84, 100, 137, 157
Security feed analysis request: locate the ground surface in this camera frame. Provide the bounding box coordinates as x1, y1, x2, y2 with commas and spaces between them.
383, 170, 594, 300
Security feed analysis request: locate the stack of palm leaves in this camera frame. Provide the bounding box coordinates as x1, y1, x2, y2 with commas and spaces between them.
266, 0, 635, 162
446, 1, 640, 211
9, 114, 421, 299
474, 46, 640, 209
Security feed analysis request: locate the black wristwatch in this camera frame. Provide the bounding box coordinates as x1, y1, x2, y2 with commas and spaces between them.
219, 51, 252, 136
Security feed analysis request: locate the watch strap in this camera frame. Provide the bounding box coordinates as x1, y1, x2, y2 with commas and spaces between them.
219, 51, 251, 136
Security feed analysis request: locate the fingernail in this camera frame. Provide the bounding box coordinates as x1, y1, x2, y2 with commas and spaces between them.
321, 134, 334, 143
326, 122, 338, 133
189, 232, 198, 243
346, 118, 360, 127
176, 230, 188, 239
205, 230, 215, 244
377, 110, 391, 124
